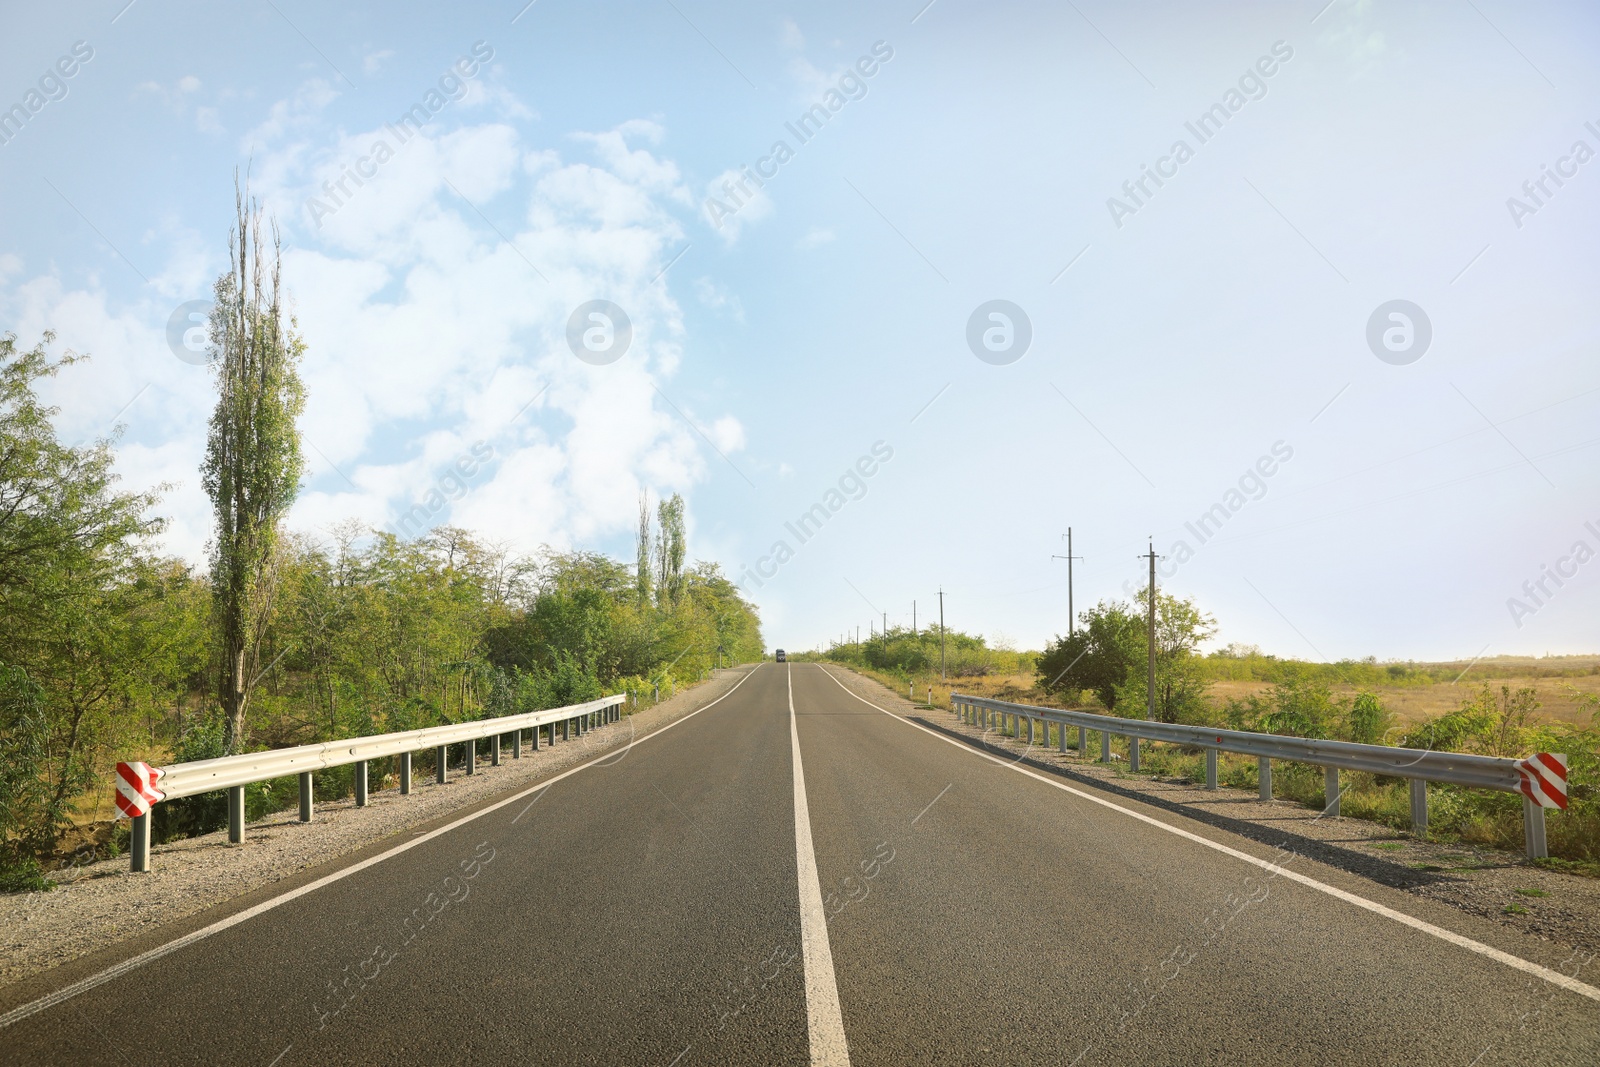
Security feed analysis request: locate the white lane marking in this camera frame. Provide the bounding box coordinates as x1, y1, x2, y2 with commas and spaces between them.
789, 663, 852, 1066
813, 665, 1600, 1005
0, 667, 766, 1031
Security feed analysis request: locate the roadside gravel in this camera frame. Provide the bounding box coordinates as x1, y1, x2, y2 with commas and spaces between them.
822, 664, 1600, 959
0, 666, 757, 988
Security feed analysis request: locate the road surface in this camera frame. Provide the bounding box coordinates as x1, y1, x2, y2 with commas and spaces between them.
1, 662, 1595, 1065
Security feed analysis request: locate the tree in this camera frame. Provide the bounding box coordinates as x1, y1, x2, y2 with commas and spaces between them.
654, 493, 685, 607
634, 492, 653, 606
1113, 590, 1217, 723
0, 334, 199, 874
1035, 600, 1142, 711
201, 180, 307, 751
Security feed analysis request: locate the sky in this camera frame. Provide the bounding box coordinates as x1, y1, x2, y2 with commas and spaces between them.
1, 0, 1597, 662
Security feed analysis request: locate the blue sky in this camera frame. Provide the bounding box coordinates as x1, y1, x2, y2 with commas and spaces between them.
1, 0, 1597, 660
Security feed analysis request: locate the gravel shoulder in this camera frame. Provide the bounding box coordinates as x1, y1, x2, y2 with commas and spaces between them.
0, 667, 757, 989
822, 665, 1600, 960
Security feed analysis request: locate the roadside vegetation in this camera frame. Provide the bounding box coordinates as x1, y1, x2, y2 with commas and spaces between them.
814, 594, 1599, 871
0, 190, 761, 891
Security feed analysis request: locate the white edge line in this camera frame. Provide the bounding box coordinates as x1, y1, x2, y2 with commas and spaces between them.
788, 663, 852, 1066
811, 665, 1600, 1005
0, 666, 765, 1030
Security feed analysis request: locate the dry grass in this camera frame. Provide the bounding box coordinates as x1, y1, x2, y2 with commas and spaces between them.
927, 659, 1600, 730
1209, 671, 1600, 729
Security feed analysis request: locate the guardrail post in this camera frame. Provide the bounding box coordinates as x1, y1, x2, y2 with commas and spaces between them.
1058, 722, 1067, 753
1078, 726, 1087, 753
436, 745, 448, 784
1206, 749, 1218, 790
491, 735, 502, 767
130, 812, 150, 873
400, 752, 412, 794
299, 772, 314, 822
1026, 717, 1035, 745
1523, 796, 1548, 859
563, 718, 571, 741
532, 723, 542, 750
1130, 737, 1140, 772
1101, 730, 1111, 762
1324, 767, 1340, 817
355, 761, 368, 807
228, 786, 244, 843
1409, 779, 1427, 836
513, 730, 521, 759
1257, 757, 1271, 801
466, 739, 477, 775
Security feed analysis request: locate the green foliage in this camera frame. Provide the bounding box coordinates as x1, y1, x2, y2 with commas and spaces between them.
202, 184, 307, 751
1397, 685, 1537, 757
0, 333, 202, 878
0, 665, 57, 880
1036, 601, 1142, 711
635, 493, 653, 606
0, 328, 764, 868
1038, 593, 1215, 722
1348, 692, 1388, 745
655, 493, 686, 608
152, 713, 231, 843
819, 626, 1031, 679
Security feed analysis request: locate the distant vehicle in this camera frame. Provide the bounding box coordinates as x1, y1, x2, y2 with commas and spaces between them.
775, 649, 786, 662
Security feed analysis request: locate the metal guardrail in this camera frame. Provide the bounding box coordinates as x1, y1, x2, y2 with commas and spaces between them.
121, 693, 626, 872
950, 693, 1558, 859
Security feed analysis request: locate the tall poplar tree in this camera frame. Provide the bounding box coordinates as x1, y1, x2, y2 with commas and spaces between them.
201, 180, 306, 751
655, 493, 685, 607
634, 491, 653, 606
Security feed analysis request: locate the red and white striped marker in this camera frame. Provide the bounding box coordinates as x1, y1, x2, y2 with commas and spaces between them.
1517, 753, 1568, 810
115, 762, 165, 819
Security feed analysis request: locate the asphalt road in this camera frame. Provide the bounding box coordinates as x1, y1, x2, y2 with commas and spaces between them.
2, 662, 1597, 1065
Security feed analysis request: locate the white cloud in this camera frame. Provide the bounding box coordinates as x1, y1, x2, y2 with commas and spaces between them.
703, 167, 773, 245
709, 415, 746, 454
694, 276, 744, 321
797, 226, 834, 248
135, 75, 222, 134
362, 49, 395, 77
2, 82, 741, 566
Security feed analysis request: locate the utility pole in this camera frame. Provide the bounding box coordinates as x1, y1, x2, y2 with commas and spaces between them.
1138, 539, 1162, 721
938, 587, 946, 681
1051, 528, 1083, 635
912, 600, 917, 636
882, 611, 887, 641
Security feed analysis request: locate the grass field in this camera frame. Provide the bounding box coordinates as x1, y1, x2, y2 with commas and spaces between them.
836, 654, 1600, 874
